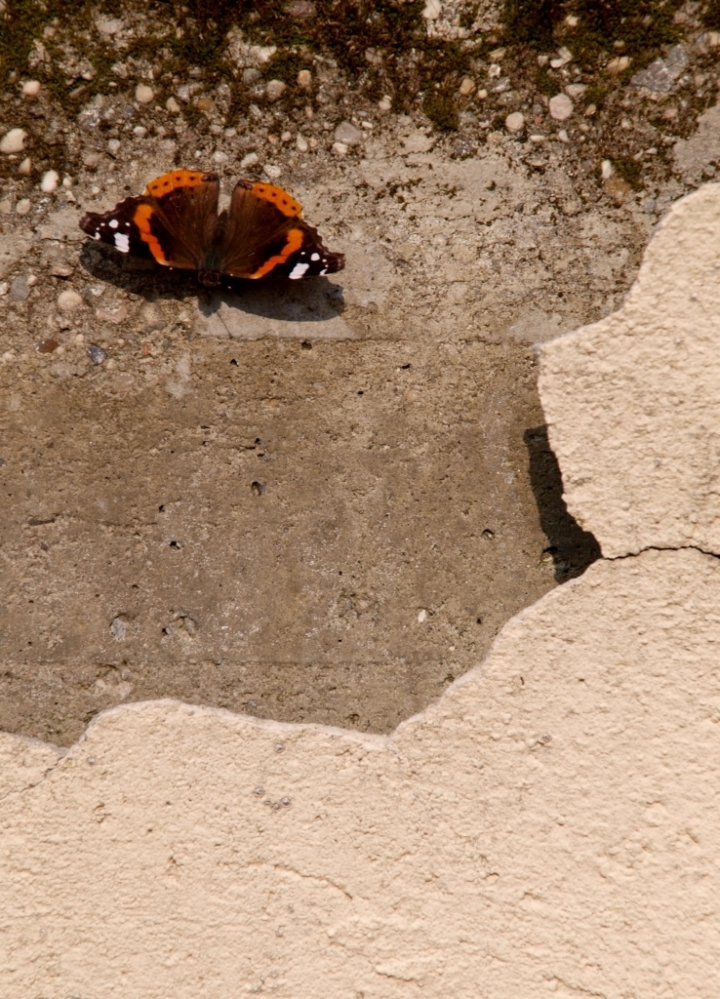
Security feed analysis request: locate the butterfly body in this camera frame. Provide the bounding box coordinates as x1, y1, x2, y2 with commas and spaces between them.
80, 170, 344, 285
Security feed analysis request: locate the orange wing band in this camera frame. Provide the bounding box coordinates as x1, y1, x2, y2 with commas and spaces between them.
145, 170, 207, 198
251, 182, 302, 218
133, 203, 170, 265
247, 227, 304, 279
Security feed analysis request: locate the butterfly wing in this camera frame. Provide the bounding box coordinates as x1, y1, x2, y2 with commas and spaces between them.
217, 180, 345, 279
80, 170, 220, 271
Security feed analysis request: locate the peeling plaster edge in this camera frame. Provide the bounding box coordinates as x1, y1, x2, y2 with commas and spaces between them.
3, 544, 713, 779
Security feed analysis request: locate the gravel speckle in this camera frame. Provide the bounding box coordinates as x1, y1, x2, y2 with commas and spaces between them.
87, 344, 108, 365
0, 128, 26, 154
9, 276, 29, 302
57, 289, 83, 313
505, 112, 525, 133
36, 339, 59, 354
40, 170, 60, 194
135, 84, 154, 105
334, 121, 363, 146
266, 80, 287, 102
549, 94, 573, 122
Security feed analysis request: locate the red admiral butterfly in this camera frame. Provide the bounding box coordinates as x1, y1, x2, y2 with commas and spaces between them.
80, 169, 345, 286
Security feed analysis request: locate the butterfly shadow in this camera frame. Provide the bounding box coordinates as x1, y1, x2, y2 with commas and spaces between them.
79, 242, 348, 336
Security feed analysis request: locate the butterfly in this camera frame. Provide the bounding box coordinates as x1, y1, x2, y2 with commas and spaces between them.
79, 169, 345, 286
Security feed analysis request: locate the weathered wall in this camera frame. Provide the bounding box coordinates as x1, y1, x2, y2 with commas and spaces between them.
2, 185, 720, 998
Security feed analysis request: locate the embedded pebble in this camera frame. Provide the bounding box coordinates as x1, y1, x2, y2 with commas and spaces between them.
549, 93, 573, 121
607, 55, 631, 74
296, 134, 309, 153
95, 304, 128, 324
334, 120, 363, 146
1, 128, 27, 154
83, 152, 100, 170
458, 77, 475, 96
266, 80, 286, 102
565, 83, 587, 98
196, 96, 213, 112
22, 80, 41, 97
240, 152, 259, 169
550, 46, 573, 69
15, 199, 31, 216
242, 68, 262, 86
297, 69, 312, 88
135, 84, 154, 104
40, 169, 59, 193
57, 289, 83, 312
87, 344, 108, 365
263, 163, 282, 179
96, 16, 123, 35
49, 259, 74, 278
165, 97, 181, 113
505, 111, 525, 132
286, 0, 316, 17
107, 138, 121, 156
18, 157, 32, 176
378, 95, 392, 111
36, 339, 59, 354
332, 141, 348, 157
10, 276, 30, 302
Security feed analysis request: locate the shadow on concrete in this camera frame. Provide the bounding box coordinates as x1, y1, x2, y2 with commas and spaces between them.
524, 425, 602, 582
197, 274, 345, 326
79, 240, 346, 324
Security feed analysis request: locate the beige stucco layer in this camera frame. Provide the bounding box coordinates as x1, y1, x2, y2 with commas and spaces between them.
540, 183, 720, 557
2, 548, 720, 998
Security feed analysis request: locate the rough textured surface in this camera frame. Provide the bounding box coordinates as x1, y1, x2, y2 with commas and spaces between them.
540, 183, 720, 558
2, 549, 720, 998
1, 143, 619, 745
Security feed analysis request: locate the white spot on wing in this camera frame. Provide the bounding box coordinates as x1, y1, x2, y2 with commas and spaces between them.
311, 252, 320, 261
114, 232, 130, 253
289, 262, 309, 280
109, 219, 119, 229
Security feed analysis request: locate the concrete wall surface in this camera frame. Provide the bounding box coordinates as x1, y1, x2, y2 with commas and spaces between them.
2, 186, 720, 998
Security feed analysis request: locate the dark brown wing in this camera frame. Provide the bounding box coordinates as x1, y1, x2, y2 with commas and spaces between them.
217, 180, 345, 279
80, 170, 220, 271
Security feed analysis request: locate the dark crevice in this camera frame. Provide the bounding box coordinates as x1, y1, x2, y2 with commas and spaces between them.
524, 425, 602, 582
